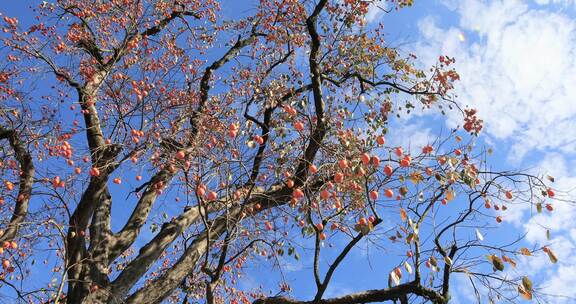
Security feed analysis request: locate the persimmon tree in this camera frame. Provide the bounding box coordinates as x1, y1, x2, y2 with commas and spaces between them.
0, 1, 567, 304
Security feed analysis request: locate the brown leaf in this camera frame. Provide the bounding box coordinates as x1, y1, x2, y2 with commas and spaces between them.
520, 248, 532, 256
518, 284, 533, 300
487, 255, 504, 271
429, 256, 438, 267
547, 249, 558, 264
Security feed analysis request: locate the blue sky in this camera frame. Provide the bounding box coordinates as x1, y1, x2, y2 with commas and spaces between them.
1, 0, 576, 303
236, 1, 576, 303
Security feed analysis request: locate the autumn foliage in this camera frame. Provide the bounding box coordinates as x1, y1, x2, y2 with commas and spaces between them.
0, 1, 564, 304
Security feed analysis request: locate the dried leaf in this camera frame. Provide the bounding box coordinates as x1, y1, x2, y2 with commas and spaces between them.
518, 284, 533, 300
475, 229, 484, 241
546, 229, 551, 241
405, 233, 414, 244
502, 255, 516, 268
354, 223, 372, 236
522, 276, 533, 292
487, 255, 504, 271
399, 186, 408, 196
536, 202, 542, 213
547, 175, 555, 183
520, 248, 532, 256
404, 261, 413, 274
446, 190, 455, 201
547, 249, 558, 264
409, 172, 423, 184
444, 256, 453, 266
389, 271, 400, 287
429, 256, 438, 267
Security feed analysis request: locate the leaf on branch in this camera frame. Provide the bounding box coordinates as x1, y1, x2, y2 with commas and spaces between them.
520, 248, 532, 256
354, 223, 372, 235
518, 284, 533, 300
405, 233, 415, 244
546, 248, 558, 264
475, 228, 484, 241
487, 254, 504, 271
547, 175, 555, 183
502, 255, 516, 268
446, 189, 455, 202
444, 256, 453, 266
404, 261, 413, 274
522, 276, 533, 292
389, 270, 400, 287
400, 208, 407, 222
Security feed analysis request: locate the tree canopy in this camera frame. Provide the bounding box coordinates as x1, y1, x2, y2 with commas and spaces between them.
0, 1, 567, 304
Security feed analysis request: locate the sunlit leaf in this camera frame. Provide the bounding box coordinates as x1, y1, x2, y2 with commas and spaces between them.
518, 284, 533, 300
404, 261, 413, 274
399, 186, 408, 196
446, 190, 455, 202
475, 229, 484, 241
502, 255, 516, 268
522, 276, 533, 292
520, 248, 532, 256
487, 255, 504, 271
389, 271, 400, 287
547, 248, 558, 264
400, 208, 407, 222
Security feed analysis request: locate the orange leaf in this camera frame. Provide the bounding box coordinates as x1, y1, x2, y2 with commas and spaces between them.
400, 208, 407, 222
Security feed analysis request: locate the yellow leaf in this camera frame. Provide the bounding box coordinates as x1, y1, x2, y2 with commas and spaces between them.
446, 190, 455, 202
522, 276, 533, 292
520, 248, 532, 256
404, 261, 412, 274
389, 271, 400, 287
518, 284, 533, 300
409, 172, 423, 184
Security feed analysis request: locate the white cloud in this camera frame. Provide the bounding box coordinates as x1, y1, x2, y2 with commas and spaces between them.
414, 1, 576, 302
386, 121, 433, 153
415, 0, 576, 162
365, 1, 387, 24
534, 0, 576, 6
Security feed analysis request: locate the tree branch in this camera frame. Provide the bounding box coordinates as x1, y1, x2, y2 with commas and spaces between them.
0, 127, 34, 242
